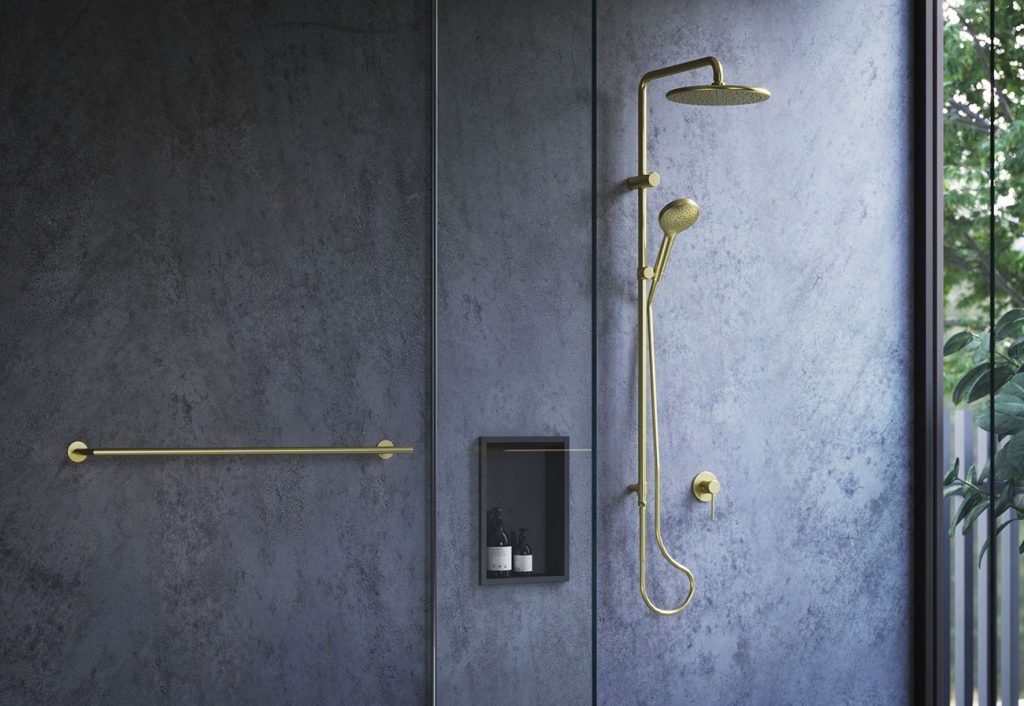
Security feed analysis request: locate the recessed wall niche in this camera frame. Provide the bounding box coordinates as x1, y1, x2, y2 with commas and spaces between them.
479, 437, 569, 585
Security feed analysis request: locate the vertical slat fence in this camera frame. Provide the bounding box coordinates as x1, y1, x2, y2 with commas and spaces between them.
977, 430, 991, 706
952, 409, 976, 705
945, 409, 1021, 706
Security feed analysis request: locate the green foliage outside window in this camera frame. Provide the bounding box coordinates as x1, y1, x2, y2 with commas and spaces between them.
942, 1, 1023, 556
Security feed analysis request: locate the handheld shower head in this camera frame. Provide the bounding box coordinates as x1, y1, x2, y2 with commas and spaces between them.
650, 198, 700, 297
658, 198, 700, 236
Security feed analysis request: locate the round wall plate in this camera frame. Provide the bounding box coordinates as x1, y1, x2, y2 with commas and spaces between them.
67, 441, 89, 463
376, 439, 395, 460
692, 471, 719, 501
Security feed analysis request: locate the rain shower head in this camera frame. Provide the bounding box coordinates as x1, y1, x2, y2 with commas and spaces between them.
658, 198, 700, 237
666, 83, 770, 106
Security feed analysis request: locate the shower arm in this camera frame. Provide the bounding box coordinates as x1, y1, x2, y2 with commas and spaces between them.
627, 57, 721, 617
633, 56, 723, 191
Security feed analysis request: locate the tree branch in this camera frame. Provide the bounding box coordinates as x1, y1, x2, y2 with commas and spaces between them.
954, 9, 1016, 124
947, 114, 989, 134
945, 250, 979, 276
947, 97, 994, 131
960, 233, 1024, 306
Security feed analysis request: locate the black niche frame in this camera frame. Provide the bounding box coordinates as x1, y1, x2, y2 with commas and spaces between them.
478, 436, 570, 585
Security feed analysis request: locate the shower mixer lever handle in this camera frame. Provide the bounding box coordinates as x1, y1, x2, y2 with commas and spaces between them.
692, 471, 720, 521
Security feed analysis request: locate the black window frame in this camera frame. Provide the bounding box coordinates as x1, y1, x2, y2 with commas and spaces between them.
914, 0, 946, 702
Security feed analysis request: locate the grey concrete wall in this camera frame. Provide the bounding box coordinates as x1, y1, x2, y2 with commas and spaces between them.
435, 0, 593, 703
0, 1, 431, 703
1, 0, 915, 701
596, 1, 913, 704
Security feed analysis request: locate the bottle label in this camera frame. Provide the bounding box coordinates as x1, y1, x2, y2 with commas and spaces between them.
488, 546, 511, 571
513, 554, 532, 573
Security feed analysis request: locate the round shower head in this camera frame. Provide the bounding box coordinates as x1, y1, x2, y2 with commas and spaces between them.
658, 198, 700, 236
666, 83, 770, 106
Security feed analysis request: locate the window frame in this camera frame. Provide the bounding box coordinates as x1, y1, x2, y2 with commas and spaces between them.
914, 0, 946, 702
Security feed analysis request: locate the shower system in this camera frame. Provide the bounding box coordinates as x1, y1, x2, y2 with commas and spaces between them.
625, 56, 769, 616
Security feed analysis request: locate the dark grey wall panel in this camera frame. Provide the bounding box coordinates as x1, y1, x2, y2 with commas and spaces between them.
435, 0, 592, 703
0, 1, 430, 703
596, 1, 912, 703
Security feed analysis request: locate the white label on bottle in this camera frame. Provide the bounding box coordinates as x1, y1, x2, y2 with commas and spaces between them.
488, 546, 512, 571
513, 554, 532, 573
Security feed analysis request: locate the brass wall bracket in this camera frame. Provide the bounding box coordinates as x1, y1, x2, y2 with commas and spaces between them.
626, 172, 661, 190
626, 481, 647, 507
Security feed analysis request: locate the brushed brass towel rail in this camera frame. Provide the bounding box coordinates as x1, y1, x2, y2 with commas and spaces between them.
67, 439, 411, 463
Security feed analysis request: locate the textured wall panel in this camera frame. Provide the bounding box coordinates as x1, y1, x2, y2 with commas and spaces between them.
596, 1, 912, 703
0, 1, 431, 703
435, 0, 593, 703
